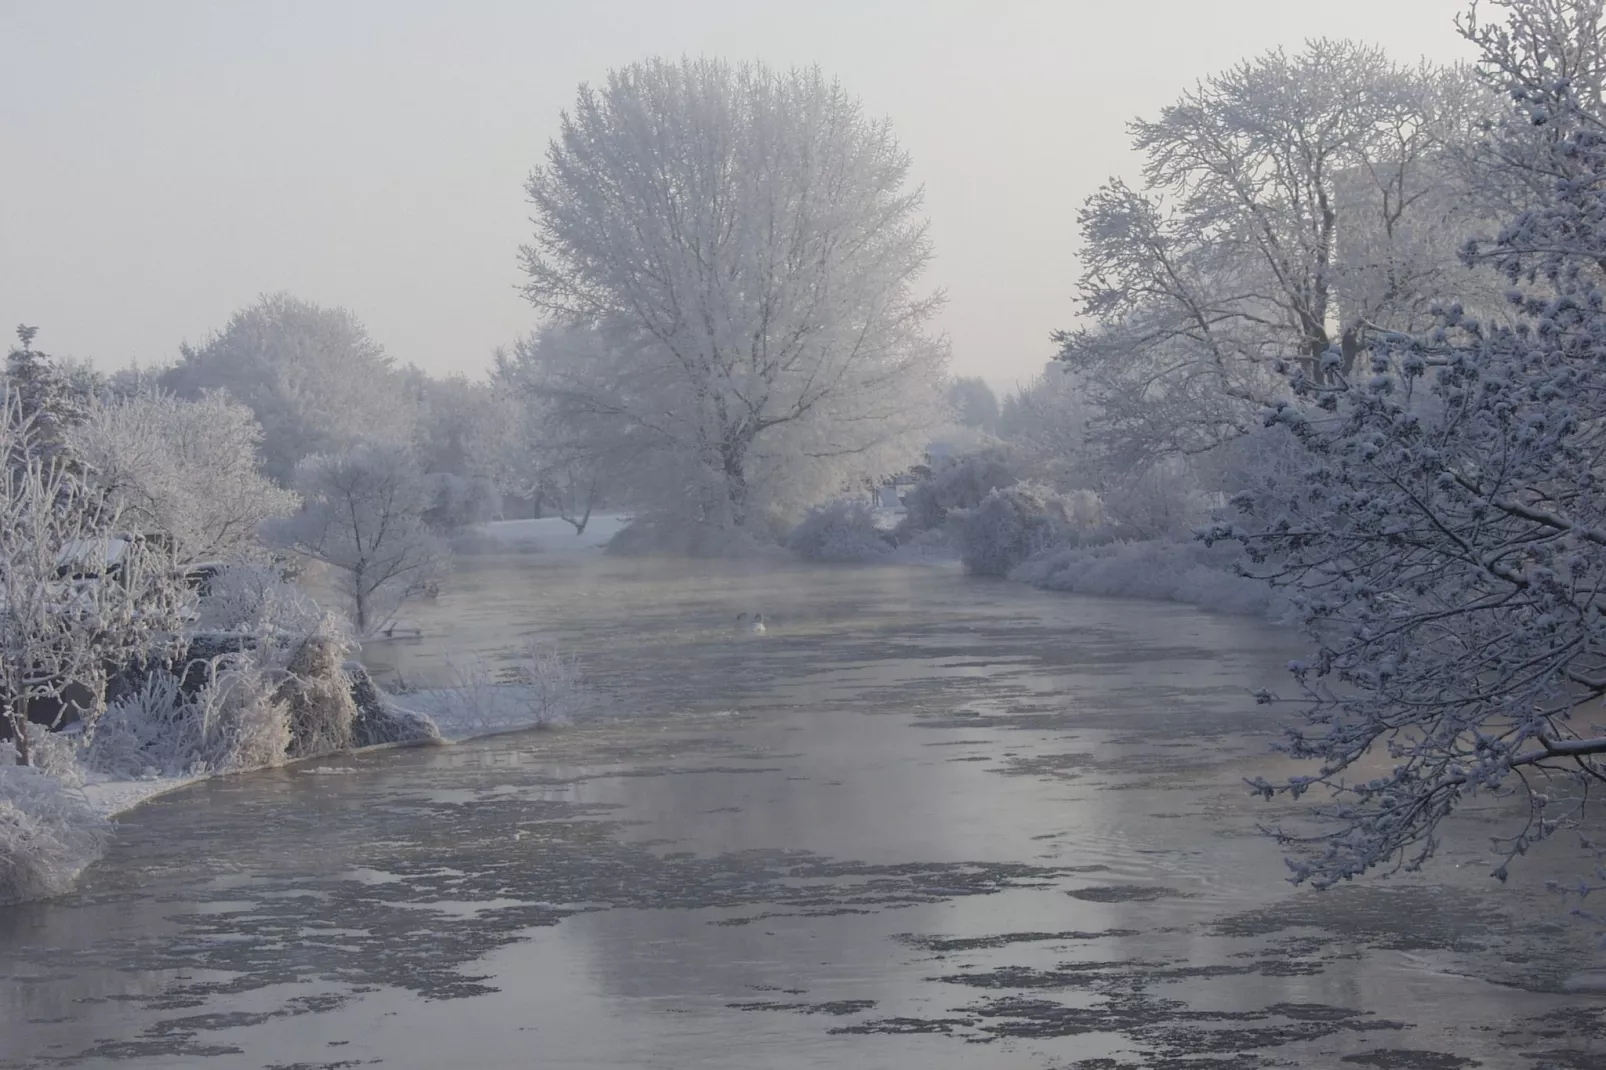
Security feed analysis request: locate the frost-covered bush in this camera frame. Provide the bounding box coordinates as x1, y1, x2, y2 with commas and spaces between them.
84, 671, 199, 779
194, 562, 324, 636
897, 450, 1018, 539
960, 482, 1069, 577
423, 472, 502, 532
511, 641, 589, 726
86, 656, 295, 779
67, 390, 299, 562
1100, 466, 1215, 541
0, 389, 193, 765
279, 634, 358, 758
786, 500, 892, 563
0, 764, 109, 904
887, 524, 960, 564
13, 724, 85, 788
1011, 538, 1287, 619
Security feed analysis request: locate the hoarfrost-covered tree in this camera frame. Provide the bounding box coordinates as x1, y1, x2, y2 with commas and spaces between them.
5, 326, 104, 459
1451, 0, 1606, 227
520, 58, 947, 530
67, 391, 298, 562
404, 369, 495, 480
482, 330, 636, 533
997, 369, 1097, 486
1212, 0, 1606, 891
163, 294, 414, 483
272, 446, 447, 636
947, 377, 1001, 434
0, 392, 191, 766
1057, 42, 1498, 471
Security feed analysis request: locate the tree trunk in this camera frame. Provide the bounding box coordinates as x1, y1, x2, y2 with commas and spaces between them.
1340, 325, 1364, 379
352, 565, 369, 635
3, 704, 30, 766
721, 444, 750, 527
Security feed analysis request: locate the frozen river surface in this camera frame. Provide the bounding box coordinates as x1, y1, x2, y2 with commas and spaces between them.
3, 549, 1606, 1069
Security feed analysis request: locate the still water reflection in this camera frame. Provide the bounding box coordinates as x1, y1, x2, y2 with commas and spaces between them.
2, 552, 1603, 1069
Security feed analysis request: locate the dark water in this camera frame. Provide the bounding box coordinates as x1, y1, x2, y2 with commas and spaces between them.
3, 553, 1604, 1069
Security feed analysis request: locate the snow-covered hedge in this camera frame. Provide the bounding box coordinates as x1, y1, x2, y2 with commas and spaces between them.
1009, 537, 1288, 619
193, 562, 324, 636
960, 482, 1069, 576
87, 575, 368, 778
786, 500, 893, 563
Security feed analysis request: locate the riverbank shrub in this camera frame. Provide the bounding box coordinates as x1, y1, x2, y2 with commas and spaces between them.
960, 482, 1070, 576
895, 449, 1018, 542
786, 500, 892, 563
280, 633, 358, 759
86, 656, 292, 779
1099, 467, 1216, 542
0, 763, 109, 905
1010, 537, 1287, 620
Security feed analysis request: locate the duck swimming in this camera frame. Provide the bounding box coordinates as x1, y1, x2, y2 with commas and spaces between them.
736, 612, 767, 635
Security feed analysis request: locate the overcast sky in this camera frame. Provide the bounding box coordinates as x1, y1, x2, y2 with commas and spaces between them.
2, 0, 1474, 392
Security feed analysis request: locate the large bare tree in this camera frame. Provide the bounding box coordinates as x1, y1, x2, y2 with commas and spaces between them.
519, 58, 947, 529
1057, 42, 1499, 472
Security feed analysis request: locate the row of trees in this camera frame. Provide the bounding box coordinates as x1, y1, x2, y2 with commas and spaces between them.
3, 321, 460, 639
14, 56, 980, 579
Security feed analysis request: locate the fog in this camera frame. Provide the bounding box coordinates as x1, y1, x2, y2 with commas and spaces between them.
10, 2, 1606, 1064
3, 0, 1468, 387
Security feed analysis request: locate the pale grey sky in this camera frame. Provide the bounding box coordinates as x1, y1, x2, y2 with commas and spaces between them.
2, 0, 1473, 392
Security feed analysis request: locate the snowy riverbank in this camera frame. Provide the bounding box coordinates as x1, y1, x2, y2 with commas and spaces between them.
73, 515, 625, 825
80, 674, 581, 822
1007, 537, 1292, 622
453, 513, 631, 555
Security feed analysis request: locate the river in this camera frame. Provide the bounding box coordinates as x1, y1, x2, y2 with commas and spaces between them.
2, 549, 1603, 1069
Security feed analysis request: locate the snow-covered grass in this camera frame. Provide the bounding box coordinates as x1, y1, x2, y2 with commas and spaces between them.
80, 770, 205, 819
393, 641, 590, 740
604, 514, 788, 559
1009, 537, 1290, 621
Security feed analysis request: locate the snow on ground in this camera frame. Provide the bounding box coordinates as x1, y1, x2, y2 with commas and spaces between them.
394, 685, 574, 741
77, 673, 581, 821
459, 514, 631, 554
68, 518, 614, 826
81, 772, 205, 819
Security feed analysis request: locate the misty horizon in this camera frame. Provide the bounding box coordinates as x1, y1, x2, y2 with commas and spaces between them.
3, 0, 1470, 392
